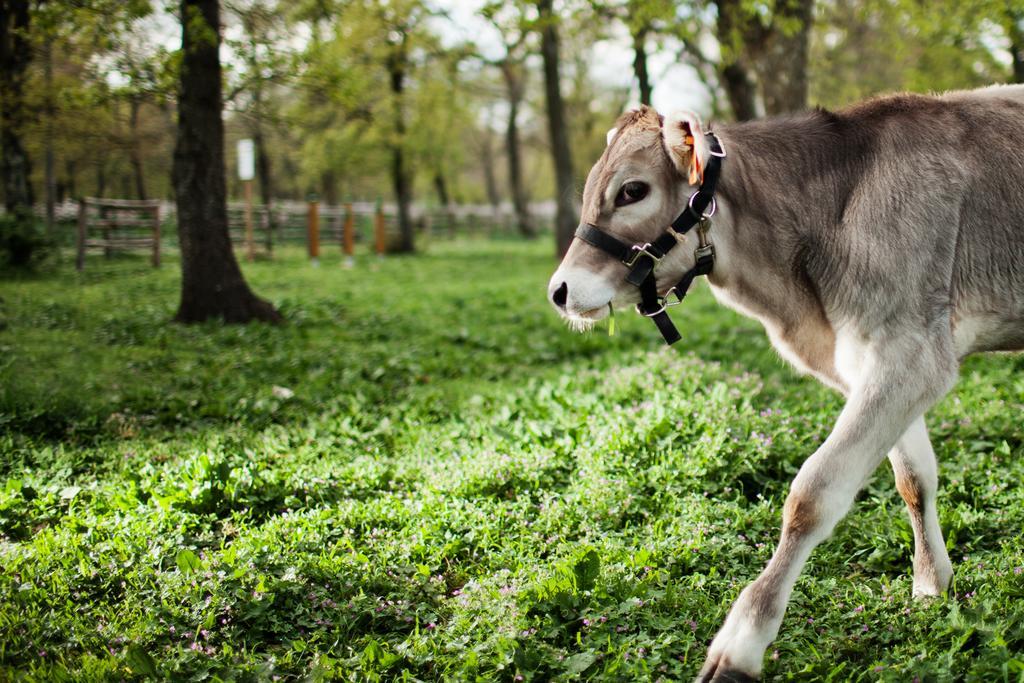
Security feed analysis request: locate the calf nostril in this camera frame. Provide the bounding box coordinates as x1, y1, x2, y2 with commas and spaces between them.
552, 282, 568, 309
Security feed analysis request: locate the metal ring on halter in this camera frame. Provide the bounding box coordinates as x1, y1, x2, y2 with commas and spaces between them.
687, 192, 717, 220
707, 137, 727, 158
635, 288, 683, 318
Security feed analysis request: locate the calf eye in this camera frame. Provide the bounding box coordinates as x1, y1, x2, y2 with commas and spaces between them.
615, 181, 649, 207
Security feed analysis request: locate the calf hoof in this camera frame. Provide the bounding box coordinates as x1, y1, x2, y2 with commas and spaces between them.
912, 558, 953, 599
696, 656, 759, 683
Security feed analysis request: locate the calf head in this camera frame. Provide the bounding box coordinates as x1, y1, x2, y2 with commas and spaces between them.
548, 105, 713, 329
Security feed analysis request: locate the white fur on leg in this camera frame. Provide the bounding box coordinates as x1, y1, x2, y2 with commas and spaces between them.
889, 418, 953, 597
697, 334, 958, 681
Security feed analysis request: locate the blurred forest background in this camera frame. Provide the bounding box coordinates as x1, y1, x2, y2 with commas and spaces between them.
2, 0, 1021, 254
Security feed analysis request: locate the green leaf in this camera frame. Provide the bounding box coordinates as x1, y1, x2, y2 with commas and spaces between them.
125, 644, 158, 678
564, 651, 597, 675
573, 549, 600, 592
175, 549, 202, 575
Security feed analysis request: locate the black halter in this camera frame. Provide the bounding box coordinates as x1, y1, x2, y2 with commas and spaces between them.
574, 132, 725, 345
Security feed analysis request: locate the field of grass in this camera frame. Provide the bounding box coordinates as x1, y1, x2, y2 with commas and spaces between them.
2, 240, 1023, 682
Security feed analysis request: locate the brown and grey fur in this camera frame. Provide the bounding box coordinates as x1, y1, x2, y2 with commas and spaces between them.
548, 85, 1024, 681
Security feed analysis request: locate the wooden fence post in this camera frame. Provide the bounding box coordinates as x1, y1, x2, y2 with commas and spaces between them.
307, 195, 320, 266
76, 199, 87, 271
374, 200, 386, 257
343, 202, 355, 268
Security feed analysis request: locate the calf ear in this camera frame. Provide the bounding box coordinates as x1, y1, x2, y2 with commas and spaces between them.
661, 110, 710, 185
606, 127, 619, 146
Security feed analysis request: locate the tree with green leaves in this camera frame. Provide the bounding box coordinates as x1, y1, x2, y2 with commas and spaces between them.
535, 0, 577, 256
227, 0, 293, 230
173, 0, 281, 323
588, 0, 676, 105
712, 0, 814, 119
481, 0, 538, 237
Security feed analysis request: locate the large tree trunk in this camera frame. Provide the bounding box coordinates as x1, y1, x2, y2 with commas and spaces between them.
129, 98, 148, 199
172, 0, 280, 324
755, 0, 812, 115
387, 34, 414, 253
501, 61, 535, 238
537, 0, 577, 256
0, 0, 34, 215
631, 26, 652, 106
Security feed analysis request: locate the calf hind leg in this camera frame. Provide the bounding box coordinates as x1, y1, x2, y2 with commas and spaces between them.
888, 417, 953, 597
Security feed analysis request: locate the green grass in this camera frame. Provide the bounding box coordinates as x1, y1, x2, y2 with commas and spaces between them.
1, 241, 1023, 682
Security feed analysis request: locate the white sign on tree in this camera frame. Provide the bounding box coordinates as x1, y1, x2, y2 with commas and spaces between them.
237, 139, 255, 181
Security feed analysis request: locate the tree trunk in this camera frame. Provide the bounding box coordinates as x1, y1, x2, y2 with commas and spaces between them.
715, 0, 760, 121
537, 0, 577, 256
387, 34, 414, 253
96, 158, 106, 197
1008, 9, 1024, 84
253, 124, 274, 247
721, 63, 759, 121
433, 171, 450, 207
320, 169, 338, 205
632, 26, 652, 106
254, 128, 272, 209
0, 0, 34, 215
480, 129, 500, 209
65, 159, 76, 199
44, 36, 57, 239
129, 98, 148, 199
501, 61, 535, 238
755, 0, 812, 115
172, 0, 280, 324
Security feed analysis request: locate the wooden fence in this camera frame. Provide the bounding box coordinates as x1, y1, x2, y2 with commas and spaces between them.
76, 197, 160, 270
52, 198, 553, 267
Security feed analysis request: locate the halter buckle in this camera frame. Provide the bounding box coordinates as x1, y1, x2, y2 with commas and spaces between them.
695, 244, 715, 261
624, 243, 662, 267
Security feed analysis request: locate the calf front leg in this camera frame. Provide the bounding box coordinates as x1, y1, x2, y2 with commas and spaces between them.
888, 417, 953, 597
697, 342, 957, 682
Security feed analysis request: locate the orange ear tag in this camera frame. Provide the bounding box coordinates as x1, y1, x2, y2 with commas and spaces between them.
684, 134, 702, 185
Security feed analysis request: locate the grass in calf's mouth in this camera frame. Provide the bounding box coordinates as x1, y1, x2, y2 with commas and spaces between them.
1, 241, 1023, 681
